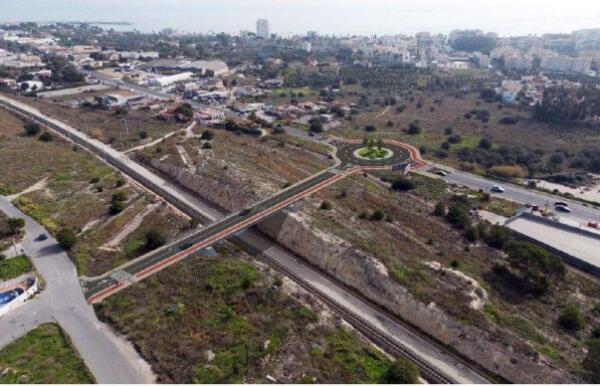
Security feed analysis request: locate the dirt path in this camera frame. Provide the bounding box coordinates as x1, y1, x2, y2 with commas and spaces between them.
101, 202, 160, 249
7, 177, 48, 201
375, 106, 390, 119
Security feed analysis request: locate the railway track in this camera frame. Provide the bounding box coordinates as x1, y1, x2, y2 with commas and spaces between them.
231, 237, 456, 384
0, 97, 493, 384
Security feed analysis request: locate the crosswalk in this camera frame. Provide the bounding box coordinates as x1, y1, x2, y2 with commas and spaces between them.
110, 270, 133, 283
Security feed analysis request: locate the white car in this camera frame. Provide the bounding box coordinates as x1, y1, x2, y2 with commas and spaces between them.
491, 185, 505, 193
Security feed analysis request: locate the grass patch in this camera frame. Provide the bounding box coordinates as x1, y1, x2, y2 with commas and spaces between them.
0, 323, 95, 384
0, 255, 33, 280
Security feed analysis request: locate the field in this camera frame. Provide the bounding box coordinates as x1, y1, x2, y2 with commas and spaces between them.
95, 243, 396, 383
11, 92, 184, 151
0, 255, 34, 280
0, 323, 95, 384
0, 108, 188, 277
331, 87, 600, 176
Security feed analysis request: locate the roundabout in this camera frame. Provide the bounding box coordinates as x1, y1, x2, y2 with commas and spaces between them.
333, 139, 412, 169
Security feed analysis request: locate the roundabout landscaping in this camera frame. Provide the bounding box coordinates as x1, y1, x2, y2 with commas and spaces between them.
354, 146, 393, 160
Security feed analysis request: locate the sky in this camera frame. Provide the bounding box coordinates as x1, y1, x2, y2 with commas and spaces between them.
2, 0, 600, 36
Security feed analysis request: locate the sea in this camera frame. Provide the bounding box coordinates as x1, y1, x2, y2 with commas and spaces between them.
1, 0, 600, 37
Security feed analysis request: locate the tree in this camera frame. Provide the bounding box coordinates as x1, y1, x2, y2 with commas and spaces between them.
7, 218, 25, 235
144, 229, 166, 251
444, 126, 453, 135
558, 304, 585, 331
57, 228, 76, 250
24, 122, 41, 136
174, 103, 194, 122
309, 118, 323, 133
391, 177, 415, 192
385, 358, 420, 384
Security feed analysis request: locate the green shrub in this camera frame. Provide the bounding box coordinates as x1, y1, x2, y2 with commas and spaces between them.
391, 177, 415, 192
385, 358, 420, 384
370, 209, 385, 221
558, 304, 585, 331
57, 228, 76, 250
583, 339, 600, 382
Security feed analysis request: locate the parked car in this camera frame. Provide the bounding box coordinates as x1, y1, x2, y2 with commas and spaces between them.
554, 201, 569, 208
491, 185, 505, 193
36, 233, 48, 241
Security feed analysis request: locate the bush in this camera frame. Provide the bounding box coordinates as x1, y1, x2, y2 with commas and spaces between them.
320, 201, 332, 210
370, 209, 385, 221
385, 358, 420, 384
364, 124, 377, 132
464, 225, 480, 242
583, 339, 600, 382
433, 201, 446, 216
7, 218, 25, 235
391, 177, 415, 192
448, 134, 462, 144
499, 116, 519, 125
478, 138, 492, 149
201, 129, 214, 140
592, 325, 600, 339
489, 165, 525, 178
38, 132, 53, 142
111, 191, 127, 203
504, 240, 565, 295
419, 145, 428, 155
444, 126, 453, 135
485, 225, 511, 249
109, 200, 125, 215
407, 121, 421, 135
57, 228, 76, 250
202, 142, 213, 149
138, 130, 148, 139
558, 304, 585, 331
440, 142, 450, 151
446, 203, 471, 229
24, 122, 41, 136
144, 229, 166, 251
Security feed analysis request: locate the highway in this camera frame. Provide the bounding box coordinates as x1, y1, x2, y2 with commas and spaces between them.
0, 94, 492, 383
442, 168, 600, 224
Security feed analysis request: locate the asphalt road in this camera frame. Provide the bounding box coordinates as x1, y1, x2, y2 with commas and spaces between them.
0, 196, 154, 384
443, 169, 600, 223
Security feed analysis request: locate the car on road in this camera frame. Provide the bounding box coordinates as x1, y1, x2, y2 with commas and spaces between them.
491, 185, 505, 193
554, 201, 569, 208
555, 205, 572, 213
436, 170, 448, 176
179, 242, 193, 251
239, 208, 252, 216
36, 233, 48, 241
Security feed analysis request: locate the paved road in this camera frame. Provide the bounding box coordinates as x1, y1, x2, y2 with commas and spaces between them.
442, 168, 600, 223
0, 196, 154, 384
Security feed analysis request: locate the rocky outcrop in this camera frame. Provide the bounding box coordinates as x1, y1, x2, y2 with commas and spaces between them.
150, 159, 575, 383
259, 211, 574, 384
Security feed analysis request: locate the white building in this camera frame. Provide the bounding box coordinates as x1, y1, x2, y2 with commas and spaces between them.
147, 72, 194, 87
256, 19, 270, 39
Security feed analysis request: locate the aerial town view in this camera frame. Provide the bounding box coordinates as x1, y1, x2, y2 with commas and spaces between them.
1, 0, 600, 384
